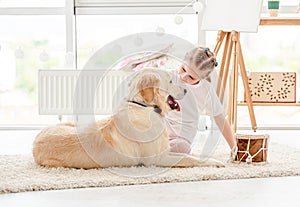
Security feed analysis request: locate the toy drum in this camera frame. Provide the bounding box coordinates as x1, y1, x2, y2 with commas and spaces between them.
234, 134, 269, 163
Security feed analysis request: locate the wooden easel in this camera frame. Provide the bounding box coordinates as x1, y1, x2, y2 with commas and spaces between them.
213, 30, 257, 132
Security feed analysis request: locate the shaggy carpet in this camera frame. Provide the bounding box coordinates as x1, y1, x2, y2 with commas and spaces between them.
1, 142, 300, 194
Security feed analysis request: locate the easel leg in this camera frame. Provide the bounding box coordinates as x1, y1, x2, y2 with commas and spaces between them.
237, 41, 257, 132
216, 32, 231, 98
215, 31, 257, 133
219, 35, 232, 103
231, 32, 239, 132
227, 62, 234, 128
214, 31, 227, 55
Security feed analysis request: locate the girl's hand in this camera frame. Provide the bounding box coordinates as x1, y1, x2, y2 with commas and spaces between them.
230, 145, 238, 162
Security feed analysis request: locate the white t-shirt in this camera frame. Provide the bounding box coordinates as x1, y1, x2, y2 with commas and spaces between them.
165, 70, 224, 143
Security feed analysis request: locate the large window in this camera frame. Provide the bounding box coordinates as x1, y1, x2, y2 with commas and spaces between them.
76, 14, 198, 69
0, 15, 65, 125
0, 1, 197, 127
0, 0, 299, 128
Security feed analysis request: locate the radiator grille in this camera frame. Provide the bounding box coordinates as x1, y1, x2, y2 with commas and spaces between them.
38, 70, 132, 115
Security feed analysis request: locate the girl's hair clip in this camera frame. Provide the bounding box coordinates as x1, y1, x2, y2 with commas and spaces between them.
205, 47, 209, 51
215, 61, 218, 67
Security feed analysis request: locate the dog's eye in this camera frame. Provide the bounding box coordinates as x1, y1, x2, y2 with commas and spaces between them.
169, 80, 172, 84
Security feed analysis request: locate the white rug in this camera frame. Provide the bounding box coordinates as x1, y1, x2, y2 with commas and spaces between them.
1, 142, 300, 194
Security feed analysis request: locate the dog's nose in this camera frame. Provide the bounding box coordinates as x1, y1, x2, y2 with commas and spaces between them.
184, 89, 187, 94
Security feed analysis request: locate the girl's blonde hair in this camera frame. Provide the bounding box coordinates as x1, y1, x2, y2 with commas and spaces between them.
184, 47, 217, 81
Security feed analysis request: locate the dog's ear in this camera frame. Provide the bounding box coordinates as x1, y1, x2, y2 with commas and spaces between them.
137, 73, 160, 103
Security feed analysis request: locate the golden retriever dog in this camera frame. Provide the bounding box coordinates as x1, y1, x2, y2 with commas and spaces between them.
33, 68, 224, 169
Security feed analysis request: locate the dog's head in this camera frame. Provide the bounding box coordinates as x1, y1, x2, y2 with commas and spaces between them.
127, 68, 186, 116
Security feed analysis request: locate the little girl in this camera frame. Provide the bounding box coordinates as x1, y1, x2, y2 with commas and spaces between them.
117, 46, 236, 156
165, 47, 235, 154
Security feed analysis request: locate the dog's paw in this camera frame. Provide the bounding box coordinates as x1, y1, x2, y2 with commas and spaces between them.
230, 145, 238, 162
191, 152, 225, 168
204, 158, 225, 168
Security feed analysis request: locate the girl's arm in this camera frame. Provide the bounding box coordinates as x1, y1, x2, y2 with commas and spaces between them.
213, 114, 235, 149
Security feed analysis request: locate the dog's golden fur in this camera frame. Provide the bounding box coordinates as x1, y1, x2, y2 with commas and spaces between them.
33, 68, 224, 168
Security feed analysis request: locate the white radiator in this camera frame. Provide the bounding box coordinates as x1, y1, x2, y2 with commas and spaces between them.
38, 70, 133, 115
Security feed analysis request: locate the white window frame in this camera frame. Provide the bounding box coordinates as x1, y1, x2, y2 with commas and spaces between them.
75, 0, 193, 7
0, 7, 65, 15
75, 0, 196, 15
